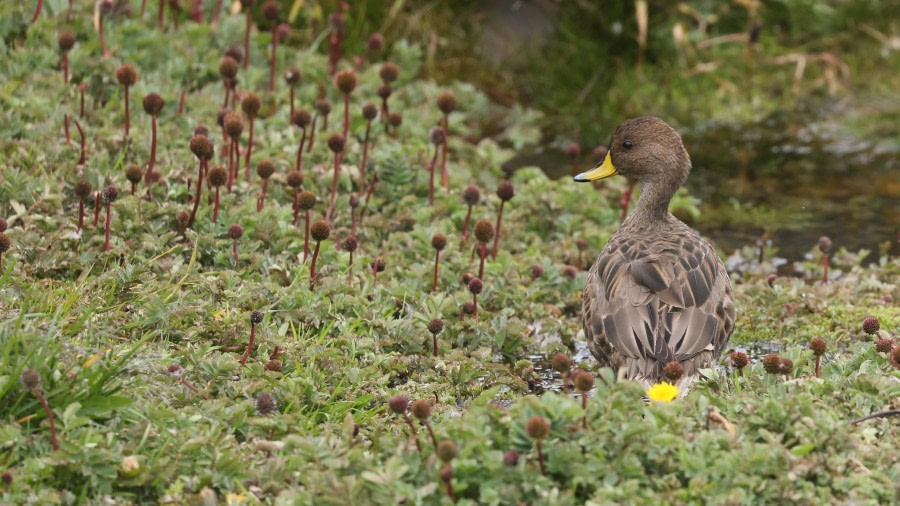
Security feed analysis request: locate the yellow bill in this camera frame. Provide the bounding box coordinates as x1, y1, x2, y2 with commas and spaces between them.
574, 151, 618, 182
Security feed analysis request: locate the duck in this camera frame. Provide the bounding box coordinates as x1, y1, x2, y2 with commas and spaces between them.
574, 116, 735, 390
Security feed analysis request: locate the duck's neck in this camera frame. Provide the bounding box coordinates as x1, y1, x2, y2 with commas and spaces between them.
629, 180, 678, 227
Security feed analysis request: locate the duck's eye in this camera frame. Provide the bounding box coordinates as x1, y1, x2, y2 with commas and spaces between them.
622, 140, 634, 149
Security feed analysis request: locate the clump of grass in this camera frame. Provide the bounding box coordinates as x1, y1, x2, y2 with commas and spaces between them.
379, 62, 399, 119
228, 224, 243, 267
468, 277, 483, 318
573, 370, 594, 429
525, 416, 550, 476
343, 235, 357, 282
115, 64, 138, 138
261, 0, 282, 92
142, 93, 165, 194
729, 351, 749, 377
388, 396, 422, 453
460, 185, 480, 245
309, 220, 331, 283
223, 112, 244, 192
241, 310, 264, 366
325, 134, 345, 221
188, 134, 213, 228
291, 109, 311, 175
436, 91, 457, 190
818, 236, 832, 283
436, 440, 458, 501
218, 56, 239, 108
255, 159, 275, 211
427, 127, 445, 206
207, 165, 228, 223
473, 219, 494, 279
334, 70, 358, 138
242, 93, 261, 181
74, 179, 92, 231
284, 68, 301, 117
360, 103, 378, 181
20, 369, 58, 451
491, 181, 514, 259
102, 185, 119, 251
427, 318, 443, 357
431, 233, 447, 292
125, 164, 142, 195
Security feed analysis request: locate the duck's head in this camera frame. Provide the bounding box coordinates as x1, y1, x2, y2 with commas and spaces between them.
574, 116, 691, 188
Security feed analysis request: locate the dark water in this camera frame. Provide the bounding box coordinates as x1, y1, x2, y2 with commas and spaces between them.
504, 114, 900, 262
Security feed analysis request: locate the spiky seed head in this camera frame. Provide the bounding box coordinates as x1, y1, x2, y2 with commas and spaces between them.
863, 316, 880, 335
663, 361, 684, 382
327, 134, 346, 154
148, 171, 162, 184
377, 84, 392, 100
573, 370, 595, 392
818, 235, 832, 254
256, 160, 275, 179
729, 351, 749, 369
766, 273, 778, 286
891, 347, 900, 369
142, 93, 164, 116
503, 449, 520, 466
176, 210, 190, 228
531, 264, 544, 279
166, 364, 183, 376
565, 142, 581, 158
576, 238, 587, 251
388, 112, 403, 127
460, 301, 475, 315
58, 31, 76, 52
808, 337, 827, 356
20, 368, 40, 390
241, 93, 262, 118
496, 181, 514, 202
462, 185, 480, 206
525, 416, 550, 439
216, 108, 230, 127
75, 179, 93, 199
427, 318, 443, 335
310, 220, 331, 241
255, 392, 277, 415
224, 113, 244, 138
411, 399, 432, 419
367, 32, 384, 52
297, 190, 316, 209
436, 91, 457, 114
429, 126, 445, 145
115, 64, 138, 86
99, 0, 114, 15
436, 440, 458, 462
762, 353, 781, 375
438, 464, 453, 482
284, 68, 301, 85
314, 98, 332, 115
778, 358, 793, 375
191, 134, 214, 160
125, 164, 143, 184
473, 219, 494, 244
349, 193, 360, 208
0, 218, 6, 233
264, 360, 282, 372
372, 257, 386, 272
592, 145, 608, 163
379, 62, 400, 84
292, 109, 312, 128
467, 277, 483, 295
219, 56, 239, 79
0, 234, 10, 254
261, 0, 280, 22
250, 310, 263, 324
461, 272, 474, 286
335, 70, 358, 94
563, 266, 577, 278
431, 234, 447, 251
228, 224, 244, 240
103, 185, 119, 203
224, 44, 244, 65
875, 338, 893, 354
208, 165, 228, 186
342, 236, 358, 253
388, 395, 408, 414
276, 23, 291, 39
550, 352, 570, 373
362, 103, 378, 121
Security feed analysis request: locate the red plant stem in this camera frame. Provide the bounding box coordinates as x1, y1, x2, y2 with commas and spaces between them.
428, 144, 439, 206
303, 210, 310, 261
33, 389, 58, 450
472, 293, 478, 318
295, 129, 307, 174
141, 0, 147, 16
402, 414, 422, 453
233, 240, 239, 267
64, 113, 71, 146
432, 250, 440, 293
244, 10, 251, 70
372, 264, 378, 286
157, 0, 165, 29
178, 90, 185, 115
307, 115, 317, 153
815, 356, 821, 378
145, 116, 158, 184
351, 208, 357, 236
323, 113, 329, 131
93, 192, 101, 227
361, 172, 377, 220
738, 367, 744, 377
227, 138, 235, 192
443, 468, 455, 502
245, 118, 254, 181
104, 201, 112, 251
77, 199, 84, 231
223, 81, 230, 108
289, 86, 295, 118
360, 120, 371, 180
822, 254, 829, 284
99, 16, 108, 58
123, 85, 130, 137
268, 26, 277, 93
326, 152, 342, 221
74, 119, 85, 164
188, 159, 205, 228
460, 205, 473, 245
582, 394, 588, 429
212, 187, 221, 223
620, 184, 633, 222
491, 201, 504, 259
310, 241, 322, 281
62, 53, 68, 84
130, 182, 136, 195
79, 86, 85, 118
211, 0, 222, 23
342, 93, 349, 138
381, 97, 389, 122
347, 250, 353, 282
67, 0, 72, 21
423, 419, 438, 449
240, 323, 255, 366
432, 332, 438, 357
257, 179, 268, 212
478, 243, 486, 279
291, 189, 300, 224
441, 115, 449, 190
536, 440, 547, 476
31, 0, 42, 24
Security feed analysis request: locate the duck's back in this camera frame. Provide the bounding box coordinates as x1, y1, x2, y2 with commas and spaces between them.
583, 217, 735, 383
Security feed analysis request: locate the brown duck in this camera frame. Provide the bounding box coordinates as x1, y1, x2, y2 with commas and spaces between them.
575, 116, 735, 388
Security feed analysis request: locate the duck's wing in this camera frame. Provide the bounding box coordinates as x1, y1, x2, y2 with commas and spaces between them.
584, 230, 735, 379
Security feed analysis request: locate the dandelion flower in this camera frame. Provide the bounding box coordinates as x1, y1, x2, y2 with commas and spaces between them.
647, 382, 679, 403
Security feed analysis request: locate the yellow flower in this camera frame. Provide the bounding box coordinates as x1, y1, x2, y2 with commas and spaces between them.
647, 382, 679, 403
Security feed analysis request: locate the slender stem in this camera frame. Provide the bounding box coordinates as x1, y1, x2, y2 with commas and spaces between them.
104, 201, 112, 251
536, 439, 547, 476
310, 241, 321, 282
582, 394, 588, 430
188, 159, 205, 228
289, 86, 294, 118
77, 199, 84, 231
491, 201, 504, 259
258, 179, 268, 212
432, 250, 440, 293
99, 16, 108, 58
303, 209, 310, 261
178, 90, 185, 115
227, 138, 235, 192
62, 53, 68, 84
223, 80, 230, 109
240, 323, 255, 366
233, 240, 239, 267
738, 367, 744, 378
443, 466, 455, 502
67, 0, 72, 21
245, 118, 254, 182
64, 113, 71, 147
478, 243, 486, 279
360, 121, 371, 181
423, 419, 438, 449
295, 129, 306, 174
145, 116, 158, 184
141, 0, 147, 16
433, 332, 438, 357
32, 0, 43, 24
347, 250, 353, 283
342, 93, 349, 138
402, 414, 422, 453
124, 85, 130, 137
472, 293, 478, 318
244, 11, 251, 70
428, 144, 439, 206
323, 112, 328, 131
130, 182, 136, 195
211, 0, 222, 23
292, 189, 300, 225
381, 97, 390, 122
33, 390, 58, 450
93, 192, 101, 228
326, 152, 341, 221
461, 205, 472, 245
74, 119, 85, 164
441, 115, 449, 190
79, 86, 85, 118
822, 254, 829, 284
157, 0, 165, 29
268, 25, 277, 93
815, 356, 821, 378
213, 186, 220, 223
307, 115, 317, 153
351, 208, 357, 236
